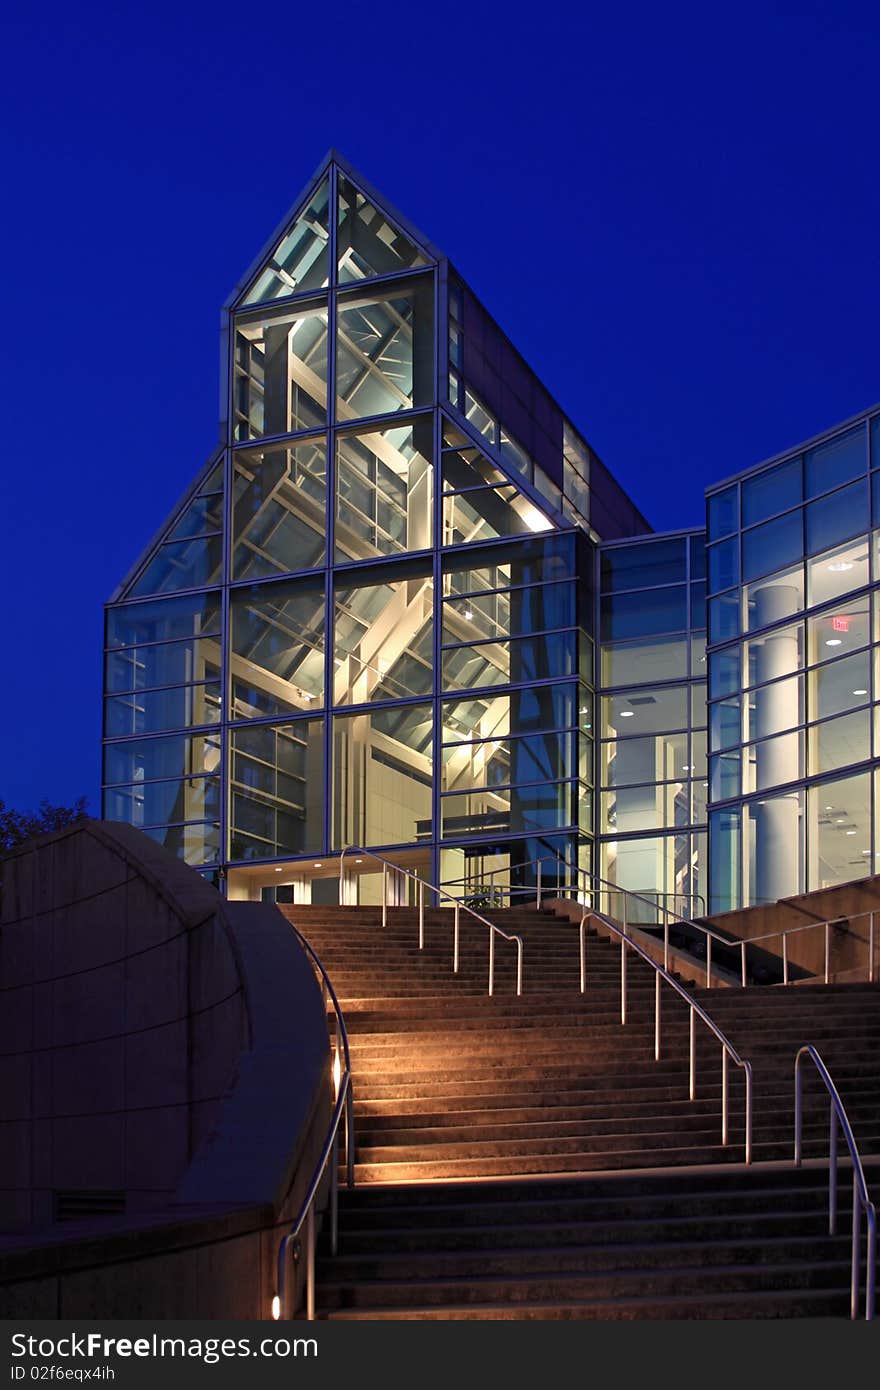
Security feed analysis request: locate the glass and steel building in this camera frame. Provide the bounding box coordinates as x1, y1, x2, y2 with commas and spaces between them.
103, 152, 880, 913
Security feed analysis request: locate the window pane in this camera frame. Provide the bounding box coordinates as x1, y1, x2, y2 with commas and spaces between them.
805, 426, 866, 499
441, 632, 576, 693
442, 729, 573, 792
707, 486, 738, 540
807, 536, 869, 608
745, 621, 804, 686
104, 775, 219, 828
600, 538, 686, 592
234, 300, 328, 441
601, 637, 687, 686
811, 771, 871, 889
129, 534, 223, 598
805, 481, 867, 557
809, 710, 870, 774
230, 719, 323, 860
707, 537, 739, 593
744, 729, 804, 791
601, 586, 688, 641
142, 821, 220, 865
336, 275, 433, 420
742, 511, 803, 582
103, 732, 220, 785
443, 486, 552, 546
107, 593, 221, 648
709, 807, 741, 912
334, 564, 433, 704
442, 580, 574, 644
104, 682, 221, 737
332, 704, 432, 848
708, 592, 740, 644
709, 644, 740, 700
242, 179, 330, 306
744, 565, 804, 632
442, 534, 575, 594
741, 457, 801, 526
105, 636, 220, 694
743, 675, 803, 742
601, 782, 688, 833
233, 437, 327, 579
337, 176, 427, 283
810, 650, 870, 721
602, 685, 689, 737
336, 419, 433, 562
231, 576, 325, 716
709, 752, 740, 802
807, 598, 871, 665
440, 782, 574, 838
601, 731, 687, 785
442, 685, 576, 742
709, 697, 741, 752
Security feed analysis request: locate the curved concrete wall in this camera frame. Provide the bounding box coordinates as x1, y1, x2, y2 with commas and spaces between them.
0, 820, 249, 1227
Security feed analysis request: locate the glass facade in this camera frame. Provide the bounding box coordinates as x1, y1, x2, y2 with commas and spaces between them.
706, 414, 880, 911
103, 154, 880, 918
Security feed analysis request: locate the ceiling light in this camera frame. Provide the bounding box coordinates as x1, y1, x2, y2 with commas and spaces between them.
846, 830, 857, 836
682, 765, 692, 772
825, 638, 843, 647
521, 504, 553, 533
464, 609, 474, 621
355, 857, 363, 863
853, 688, 868, 696
862, 850, 872, 856
827, 561, 854, 573
836, 818, 846, 824
275, 867, 284, 873
619, 710, 635, 718
314, 862, 322, 868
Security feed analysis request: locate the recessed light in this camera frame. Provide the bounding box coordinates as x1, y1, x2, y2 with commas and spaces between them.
836, 818, 846, 824
275, 867, 284, 873
619, 710, 635, 718
862, 850, 872, 856
682, 765, 692, 772
827, 561, 854, 573
314, 862, 322, 868
846, 830, 857, 836
464, 609, 474, 621
825, 638, 843, 647
853, 688, 868, 696
355, 857, 363, 863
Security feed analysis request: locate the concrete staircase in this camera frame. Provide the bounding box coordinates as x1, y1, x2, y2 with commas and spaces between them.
281, 903, 880, 1318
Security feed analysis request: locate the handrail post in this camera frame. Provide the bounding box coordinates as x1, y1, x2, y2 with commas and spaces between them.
382, 864, 388, 929
850, 1172, 860, 1320
453, 904, 460, 973
706, 933, 712, 989
488, 927, 495, 997
575, 917, 583, 995
330, 1131, 339, 1256
346, 1085, 355, 1188
869, 911, 875, 984
740, 940, 747, 988
654, 972, 661, 1061
305, 1205, 315, 1321
620, 937, 627, 1024
829, 1104, 838, 1236
825, 920, 830, 983
744, 1064, 752, 1165
664, 919, 669, 973
794, 1053, 803, 1165
689, 1007, 696, 1101
721, 1047, 728, 1146
867, 1206, 876, 1321
419, 878, 425, 950
516, 938, 523, 997
536, 859, 542, 910
783, 932, 789, 986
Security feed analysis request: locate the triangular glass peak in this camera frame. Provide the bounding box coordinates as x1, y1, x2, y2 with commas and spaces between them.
241, 178, 331, 307
337, 173, 427, 283
127, 460, 224, 599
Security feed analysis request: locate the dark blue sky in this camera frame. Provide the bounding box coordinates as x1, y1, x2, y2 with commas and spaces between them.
1, 1, 878, 812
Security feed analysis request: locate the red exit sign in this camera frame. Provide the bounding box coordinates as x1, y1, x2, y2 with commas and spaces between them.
831, 616, 851, 632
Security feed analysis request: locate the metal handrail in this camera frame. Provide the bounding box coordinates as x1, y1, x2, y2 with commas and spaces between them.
273, 921, 354, 1322
442, 863, 706, 920
339, 846, 524, 996
739, 910, 876, 987
794, 1046, 876, 1320
580, 905, 753, 1163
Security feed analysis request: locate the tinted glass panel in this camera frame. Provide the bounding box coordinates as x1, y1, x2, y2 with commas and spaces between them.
742, 511, 803, 581
741, 457, 801, 526
805, 426, 866, 499
600, 538, 686, 592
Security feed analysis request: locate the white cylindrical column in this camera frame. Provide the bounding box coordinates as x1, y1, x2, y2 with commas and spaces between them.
752, 584, 801, 904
